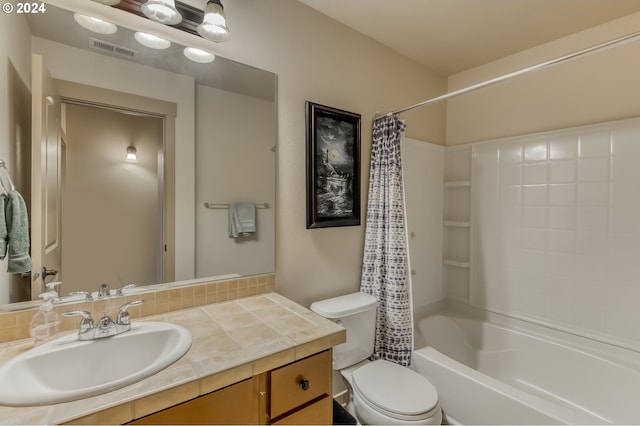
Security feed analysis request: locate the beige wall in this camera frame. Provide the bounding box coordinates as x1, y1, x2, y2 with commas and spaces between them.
44, 0, 447, 307
62, 104, 162, 294
20, 0, 639, 310
446, 11, 640, 145
209, 0, 448, 307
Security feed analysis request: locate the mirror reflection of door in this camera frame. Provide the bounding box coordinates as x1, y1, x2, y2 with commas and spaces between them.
31, 54, 62, 299
30, 53, 165, 298
61, 102, 164, 295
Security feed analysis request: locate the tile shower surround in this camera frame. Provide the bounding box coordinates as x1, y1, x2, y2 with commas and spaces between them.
0, 274, 275, 343
470, 117, 640, 348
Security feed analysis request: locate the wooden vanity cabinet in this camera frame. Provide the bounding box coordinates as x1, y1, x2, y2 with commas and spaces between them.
128, 349, 333, 425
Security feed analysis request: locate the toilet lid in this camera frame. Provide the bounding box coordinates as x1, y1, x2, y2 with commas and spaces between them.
352, 360, 438, 417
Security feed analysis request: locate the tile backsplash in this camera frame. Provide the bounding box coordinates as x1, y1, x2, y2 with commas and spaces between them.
469, 117, 640, 349
0, 274, 275, 344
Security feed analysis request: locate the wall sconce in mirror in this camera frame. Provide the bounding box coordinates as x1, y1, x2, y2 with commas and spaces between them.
183, 47, 215, 63
134, 31, 172, 49
113, 0, 230, 42
73, 13, 118, 34
126, 146, 138, 162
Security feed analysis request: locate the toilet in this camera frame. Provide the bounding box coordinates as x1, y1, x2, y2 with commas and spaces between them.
311, 292, 442, 425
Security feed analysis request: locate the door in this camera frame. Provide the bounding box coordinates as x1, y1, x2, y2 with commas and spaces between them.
31, 54, 62, 297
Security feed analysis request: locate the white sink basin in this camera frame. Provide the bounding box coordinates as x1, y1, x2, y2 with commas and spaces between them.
0, 321, 192, 406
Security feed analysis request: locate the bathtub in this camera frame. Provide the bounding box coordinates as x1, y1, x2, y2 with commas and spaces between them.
411, 311, 640, 424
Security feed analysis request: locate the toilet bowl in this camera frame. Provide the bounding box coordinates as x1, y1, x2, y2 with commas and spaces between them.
349, 360, 441, 425
310, 292, 442, 425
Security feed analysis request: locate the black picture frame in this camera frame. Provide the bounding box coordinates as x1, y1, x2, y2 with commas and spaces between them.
305, 101, 361, 229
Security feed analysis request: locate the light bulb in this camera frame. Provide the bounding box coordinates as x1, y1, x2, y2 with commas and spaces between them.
197, 0, 230, 42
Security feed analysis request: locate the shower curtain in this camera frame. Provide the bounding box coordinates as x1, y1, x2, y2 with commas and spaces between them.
360, 116, 413, 366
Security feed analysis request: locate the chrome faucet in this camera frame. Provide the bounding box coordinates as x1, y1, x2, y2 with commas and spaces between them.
63, 300, 144, 341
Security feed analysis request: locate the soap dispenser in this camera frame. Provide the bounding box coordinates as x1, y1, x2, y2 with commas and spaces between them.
29, 282, 61, 346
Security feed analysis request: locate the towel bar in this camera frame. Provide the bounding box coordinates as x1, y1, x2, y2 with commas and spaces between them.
204, 202, 270, 209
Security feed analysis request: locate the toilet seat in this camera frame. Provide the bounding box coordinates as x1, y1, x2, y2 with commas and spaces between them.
352, 360, 439, 421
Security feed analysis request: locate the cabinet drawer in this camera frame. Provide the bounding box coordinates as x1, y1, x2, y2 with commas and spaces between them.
270, 350, 332, 419
271, 395, 332, 425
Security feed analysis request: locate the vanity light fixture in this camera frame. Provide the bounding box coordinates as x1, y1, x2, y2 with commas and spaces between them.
73, 13, 118, 35
183, 47, 215, 63
197, 0, 230, 42
134, 32, 171, 49
141, 0, 182, 25
126, 146, 138, 162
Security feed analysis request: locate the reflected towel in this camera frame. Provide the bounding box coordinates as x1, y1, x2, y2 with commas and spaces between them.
5, 190, 32, 273
228, 202, 256, 238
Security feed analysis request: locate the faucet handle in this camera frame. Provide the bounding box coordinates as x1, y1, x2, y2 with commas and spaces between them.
63, 310, 94, 333
69, 291, 93, 301
116, 300, 144, 325
116, 284, 136, 296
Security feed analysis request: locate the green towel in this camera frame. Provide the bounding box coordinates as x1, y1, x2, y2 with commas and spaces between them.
228, 202, 256, 238
0, 194, 7, 259
5, 191, 32, 273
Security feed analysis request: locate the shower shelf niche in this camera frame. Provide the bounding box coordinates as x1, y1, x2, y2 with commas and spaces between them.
443, 146, 472, 303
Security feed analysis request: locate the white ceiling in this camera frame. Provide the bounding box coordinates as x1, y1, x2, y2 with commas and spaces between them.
298, 0, 640, 76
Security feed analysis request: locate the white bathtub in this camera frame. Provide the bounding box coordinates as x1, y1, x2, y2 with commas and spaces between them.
411, 312, 640, 424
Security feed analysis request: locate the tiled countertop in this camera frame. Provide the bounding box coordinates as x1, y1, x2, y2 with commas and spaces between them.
0, 292, 346, 425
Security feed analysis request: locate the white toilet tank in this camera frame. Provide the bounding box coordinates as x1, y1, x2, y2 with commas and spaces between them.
310, 292, 378, 370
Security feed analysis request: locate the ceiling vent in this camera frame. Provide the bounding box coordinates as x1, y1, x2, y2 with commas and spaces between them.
89, 37, 138, 59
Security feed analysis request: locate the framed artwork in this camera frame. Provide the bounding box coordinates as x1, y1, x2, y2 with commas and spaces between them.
305, 101, 361, 229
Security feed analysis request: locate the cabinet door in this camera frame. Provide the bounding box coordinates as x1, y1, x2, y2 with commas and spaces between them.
131, 377, 259, 425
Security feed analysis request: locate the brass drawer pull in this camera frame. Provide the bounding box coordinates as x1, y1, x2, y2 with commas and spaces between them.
300, 379, 310, 391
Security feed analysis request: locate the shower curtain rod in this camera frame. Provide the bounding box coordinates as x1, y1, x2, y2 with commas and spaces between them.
376, 30, 640, 119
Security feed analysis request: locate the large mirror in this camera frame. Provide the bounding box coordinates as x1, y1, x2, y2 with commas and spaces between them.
0, 1, 276, 308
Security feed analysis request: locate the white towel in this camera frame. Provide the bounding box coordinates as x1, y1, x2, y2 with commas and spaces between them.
228, 202, 256, 238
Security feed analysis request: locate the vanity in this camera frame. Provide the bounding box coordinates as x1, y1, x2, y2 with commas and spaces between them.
0, 292, 345, 425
